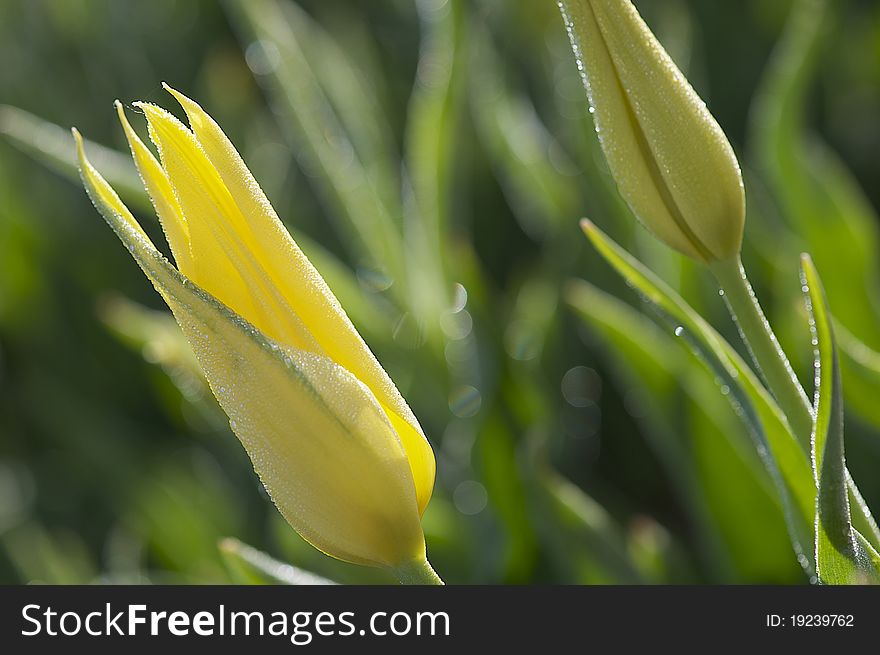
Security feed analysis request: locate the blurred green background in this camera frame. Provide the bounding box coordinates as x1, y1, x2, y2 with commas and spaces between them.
1, 0, 879, 584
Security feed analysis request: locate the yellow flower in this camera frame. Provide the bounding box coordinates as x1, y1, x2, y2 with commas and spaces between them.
559, 0, 745, 263
74, 85, 436, 574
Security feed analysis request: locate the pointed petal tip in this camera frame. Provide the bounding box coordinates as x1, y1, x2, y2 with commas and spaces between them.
162, 82, 185, 102
163, 84, 202, 117
71, 127, 86, 159
131, 100, 161, 114
133, 100, 184, 124
579, 218, 595, 234
132, 101, 174, 128
115, 101, 135, 133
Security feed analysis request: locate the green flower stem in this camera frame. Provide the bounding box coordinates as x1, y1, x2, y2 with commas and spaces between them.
391, 555, 445, 585
710, 255, 880, 547
709, 255, 813, 446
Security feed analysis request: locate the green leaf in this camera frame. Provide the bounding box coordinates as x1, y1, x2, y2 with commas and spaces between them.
800, 255, 880, 584
219, 538, 336, 585
581, 220, 816, 574
567, 279, 800, 582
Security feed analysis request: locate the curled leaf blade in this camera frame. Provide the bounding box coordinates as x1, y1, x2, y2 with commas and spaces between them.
581, 220, 815, 573
801, 254, 880, 584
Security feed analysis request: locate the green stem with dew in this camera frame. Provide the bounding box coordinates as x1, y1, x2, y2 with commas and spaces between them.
709, 254, 880, 548
709, 255, 813, 446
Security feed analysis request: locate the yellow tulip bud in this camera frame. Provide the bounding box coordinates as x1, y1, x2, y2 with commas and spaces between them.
73, 86, 437, 576
559, 0, 745, 263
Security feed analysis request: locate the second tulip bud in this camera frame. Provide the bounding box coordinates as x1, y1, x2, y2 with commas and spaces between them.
559, 0, 745, 263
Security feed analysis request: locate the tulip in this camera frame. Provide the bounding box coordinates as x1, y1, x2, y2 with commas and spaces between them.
558, 0, 745, 263
74, 85, 440, 583
561, 1, 813, 472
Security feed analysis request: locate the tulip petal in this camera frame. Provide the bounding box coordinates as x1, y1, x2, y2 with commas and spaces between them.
114, 101, 193, 275
162, 84, 435, 514
75, 129, 427, 567
132, 101, 320, 355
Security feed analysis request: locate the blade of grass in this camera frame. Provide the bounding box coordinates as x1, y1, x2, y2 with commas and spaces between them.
584, 220, 880, 553
567, 278, 799, 581
581, 220, 816, 574
219, 537, 337, 585
800, 255, 880, 584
